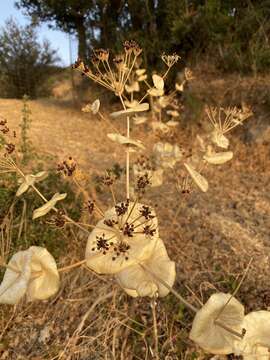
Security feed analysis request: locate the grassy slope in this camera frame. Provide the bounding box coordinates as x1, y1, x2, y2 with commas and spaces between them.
0, 72, 269, 359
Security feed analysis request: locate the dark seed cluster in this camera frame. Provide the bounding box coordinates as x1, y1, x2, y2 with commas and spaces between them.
112, 241, 130, 261
155, 128, 177, 142
123, 40, 142, 56
5, 143, 15, 154
93, 48, 109, 62
0, 119, 9, 134
86, 200, 95, 215
101, 173, 115, 186
93, 234, 111, 254
113, 55, 124, 66
115, 200, 130, 217
143, 225, 156, 237
123, 222, 134, 237
50, 210, 66, 228
73, 58, 91, 76
139, 205, 155, 220
104, 219, 118, 227
136, 174, 151, 194
57, 157, 76, 177
135, 155, 156, 172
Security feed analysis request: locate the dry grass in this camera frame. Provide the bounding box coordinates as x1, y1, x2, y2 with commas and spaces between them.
0, 73, 269, 359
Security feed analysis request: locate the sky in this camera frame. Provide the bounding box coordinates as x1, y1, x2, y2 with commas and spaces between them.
0, 0, 77, 66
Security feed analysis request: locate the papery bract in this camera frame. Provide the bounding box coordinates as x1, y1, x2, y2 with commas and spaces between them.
116, 238, 175, 298
107, 133, 145, 150
16, 171, 48, 197
0, 250, 32, 304
0, 246, 60, 303
33, 193, 67, 219
110, 103, 149, 118
234, 311, 270, 360
27, 246, 60, 301
184, 163, 208, 192
211, 130, 229, 149
204, 151, 233, 165
154, 142, 182, 168
85, 202, 159, 274
190, 293, 245, 355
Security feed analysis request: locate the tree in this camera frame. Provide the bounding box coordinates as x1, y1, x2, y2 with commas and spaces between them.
16, 0, 96, 60
0, 18, 58, 98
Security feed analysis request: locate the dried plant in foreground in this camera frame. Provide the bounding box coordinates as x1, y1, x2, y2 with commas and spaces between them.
0, 40, 264, 359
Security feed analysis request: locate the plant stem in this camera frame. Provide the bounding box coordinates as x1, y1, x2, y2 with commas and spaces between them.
139, 263, 199, 313
119, 94, 130, 200
151, 298, 159, 360
214, 320, 244, 340
126, 116, 130, 200
58, 259, 87, 273
140, 263, 244, 339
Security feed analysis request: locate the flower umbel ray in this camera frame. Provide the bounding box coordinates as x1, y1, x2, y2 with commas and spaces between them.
206, 105, 253, 134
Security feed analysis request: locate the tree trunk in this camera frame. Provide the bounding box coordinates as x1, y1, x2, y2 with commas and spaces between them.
76, 18, 87, 60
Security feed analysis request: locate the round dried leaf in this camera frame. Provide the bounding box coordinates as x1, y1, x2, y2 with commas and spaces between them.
190, 293, 245, 355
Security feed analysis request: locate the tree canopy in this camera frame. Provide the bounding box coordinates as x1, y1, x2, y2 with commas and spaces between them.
16, 0, 270, 72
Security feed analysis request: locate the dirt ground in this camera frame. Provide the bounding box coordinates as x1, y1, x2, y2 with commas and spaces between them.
0, 72, 269, 359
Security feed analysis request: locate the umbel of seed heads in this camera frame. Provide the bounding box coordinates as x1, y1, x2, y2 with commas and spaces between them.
136, 174, 151, 194
0, 119, 9, 134
143, 225, 156, 237
115, 200, 130, 217
49, 209, 66, 228
104, 219, 118, 227
101, 173, 115, 187
94, 234, 111, 253
139, 205, 155, 220
86, 200, 95, 216
91, 233, 130, 261
123, 222, 134, 237
5, 143, 15, 155
57, 157, 76, 177
90, 202, 157, 262
123, 40, 142, 55
93, 48, 109, 62
135, 155, 156, 172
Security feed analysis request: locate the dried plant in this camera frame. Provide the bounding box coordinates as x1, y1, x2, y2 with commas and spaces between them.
1, 40, 265, 360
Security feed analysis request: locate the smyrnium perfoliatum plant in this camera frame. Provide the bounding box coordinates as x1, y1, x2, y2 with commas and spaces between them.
0, 40, 264, 359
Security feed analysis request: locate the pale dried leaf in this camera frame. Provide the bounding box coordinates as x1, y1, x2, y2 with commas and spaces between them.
110, 103, 149, 118
133, 116, 147, 125
0, 250, 32, 304
204, 152, 233, 165
107, 133, 145, 149
33, 193, 67, 219
138, 74, 147, 82
167, 110, 180, 117
125, 81, 140, 93
167, 120, 179, 127
16, 171, 48, 197
175, 82, 184, 92
154, 142, 182, 168
234, 311, 270, 360
184, 163, 208, 192
124, 100, 139, 108
27, 246, 60, 301
136, 69, 146, 76
116, 238, 175, 298
152, 74, 164, 90
82, 99, 100, 114
148, 88, 164, 97
190, 293, 245, 355
211, 130, 229, 149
